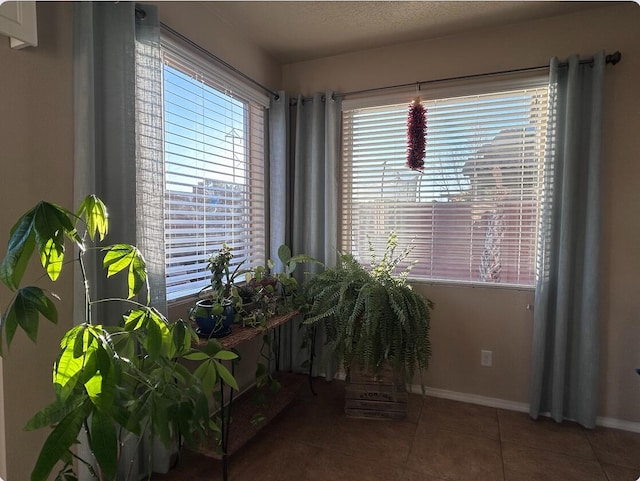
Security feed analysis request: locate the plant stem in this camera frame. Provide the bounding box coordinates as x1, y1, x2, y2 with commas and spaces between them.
67, 448, 100, 481
90, 297, 154, 310
69, 450, 99, 480
78, 249, 92, 325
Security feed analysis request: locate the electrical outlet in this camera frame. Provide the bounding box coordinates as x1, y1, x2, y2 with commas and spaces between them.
481, 350, 493, 367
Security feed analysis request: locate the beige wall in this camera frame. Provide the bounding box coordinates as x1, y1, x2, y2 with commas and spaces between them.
156, 2, 281, 92
283, 2, 640, 424
0, 3, 280, 480
0, 4, 74, 481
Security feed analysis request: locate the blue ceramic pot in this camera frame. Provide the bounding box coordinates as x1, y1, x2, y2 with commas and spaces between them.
191, 299, 234, 338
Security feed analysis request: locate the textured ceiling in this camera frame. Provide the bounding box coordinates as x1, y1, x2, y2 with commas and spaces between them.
205, 1, 612, 64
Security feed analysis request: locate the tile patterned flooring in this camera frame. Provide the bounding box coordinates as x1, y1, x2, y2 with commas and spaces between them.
154, 377, 640, 481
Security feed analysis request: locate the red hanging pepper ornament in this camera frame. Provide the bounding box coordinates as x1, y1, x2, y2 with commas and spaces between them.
406, 96, 426, 171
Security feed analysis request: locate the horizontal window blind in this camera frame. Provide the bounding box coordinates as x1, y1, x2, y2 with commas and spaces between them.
162, 38, 267, 301
342, 84, 550, 287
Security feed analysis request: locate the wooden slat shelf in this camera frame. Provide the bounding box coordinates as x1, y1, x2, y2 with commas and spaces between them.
188, 309, 304, 469
193, 371, 306, 459
219, 310, 299, 350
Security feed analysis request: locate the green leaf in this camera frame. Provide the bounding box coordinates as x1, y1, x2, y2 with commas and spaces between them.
129, 252, 147, 301
172, 362, 196, 386
0, 208, 36, 290
84, 372, 103, 404
72, 326, 85, 359
85, 355, 116, 411
89, 408, 117, 481
111, 329, 135, 360
278, 244, 292, 264
152, 396, 171, 447
200, 339, 224, 357
1, 287, 58, 345
1, 299, 19, 350
287, 260, 297, 275
170, 320, 191, 357
38, 230, 65, 282
146, 316, 162, 360
212, 350, 238, 361
76, 195, 108, 242
25, 395, 85, 431
123, 309, 146, 331
95, 342, 112, 378
183, 351, 210, 361
148, 308, 172, 356
214, 360, 239, 391
193, 360, 217, 394
102, 244, 147, 299
32, 202, 76, 281
30, 400, 89, 481
54, 328, 97, 400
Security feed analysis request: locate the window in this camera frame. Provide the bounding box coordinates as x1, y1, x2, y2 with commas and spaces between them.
161, 39, 268, 301
341, 79, 550, 287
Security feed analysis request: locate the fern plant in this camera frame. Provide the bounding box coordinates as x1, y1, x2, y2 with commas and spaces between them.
303, 232, 433, 384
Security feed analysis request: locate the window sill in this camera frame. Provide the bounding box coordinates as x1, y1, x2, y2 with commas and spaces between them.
408, 278, 535, 293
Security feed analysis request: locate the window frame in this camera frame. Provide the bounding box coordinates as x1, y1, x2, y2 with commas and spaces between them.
160, 35, 269, 304
340, 74, 551, 290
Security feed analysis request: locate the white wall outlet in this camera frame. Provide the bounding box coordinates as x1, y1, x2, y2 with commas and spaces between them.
481, 350, 493, 367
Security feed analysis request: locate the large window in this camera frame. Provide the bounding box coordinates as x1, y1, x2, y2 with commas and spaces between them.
161, 39, 267, 301
341, 79, 550, 287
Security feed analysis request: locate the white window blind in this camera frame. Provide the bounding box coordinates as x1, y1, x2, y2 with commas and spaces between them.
342, 82, 550, 287
162, 39, 267, 301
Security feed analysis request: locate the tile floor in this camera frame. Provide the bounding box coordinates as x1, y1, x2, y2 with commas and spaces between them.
154, 377, 640, 481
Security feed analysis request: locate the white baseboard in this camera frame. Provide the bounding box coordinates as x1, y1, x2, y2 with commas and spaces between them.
596, 416, 640, 433
408, 384, 530, 413
406, 383, 640, 434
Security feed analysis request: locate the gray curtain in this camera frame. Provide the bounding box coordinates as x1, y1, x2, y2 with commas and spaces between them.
73, 2, 164, 479
529, 52, 605, 428
269, 92, 342, 375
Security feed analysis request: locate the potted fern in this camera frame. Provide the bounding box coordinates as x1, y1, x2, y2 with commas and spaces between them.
0, 195, 239, 481
303, 232, 433, 419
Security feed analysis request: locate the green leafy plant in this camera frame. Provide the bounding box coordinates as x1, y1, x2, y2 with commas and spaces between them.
249, 245, 321, 319
303, 232, 433, 384
0, 195, 239, 481
274, 244, 321, 312
190, 243, 250, 337
205, 242, 247, 303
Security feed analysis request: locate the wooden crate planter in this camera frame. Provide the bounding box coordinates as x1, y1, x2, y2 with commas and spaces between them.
345, 363, 408, 420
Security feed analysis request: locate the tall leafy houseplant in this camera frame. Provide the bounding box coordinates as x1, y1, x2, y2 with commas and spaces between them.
303, 232, 433, 384
0, 195, 239, 481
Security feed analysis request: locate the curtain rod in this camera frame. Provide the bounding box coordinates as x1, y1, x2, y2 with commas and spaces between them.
140, 12, 281, 99
335, 51, 621, 99
140, 7, 622, 105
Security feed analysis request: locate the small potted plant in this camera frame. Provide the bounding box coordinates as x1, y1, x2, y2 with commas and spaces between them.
248, 245, 320, 317
191, 243, 245, 338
